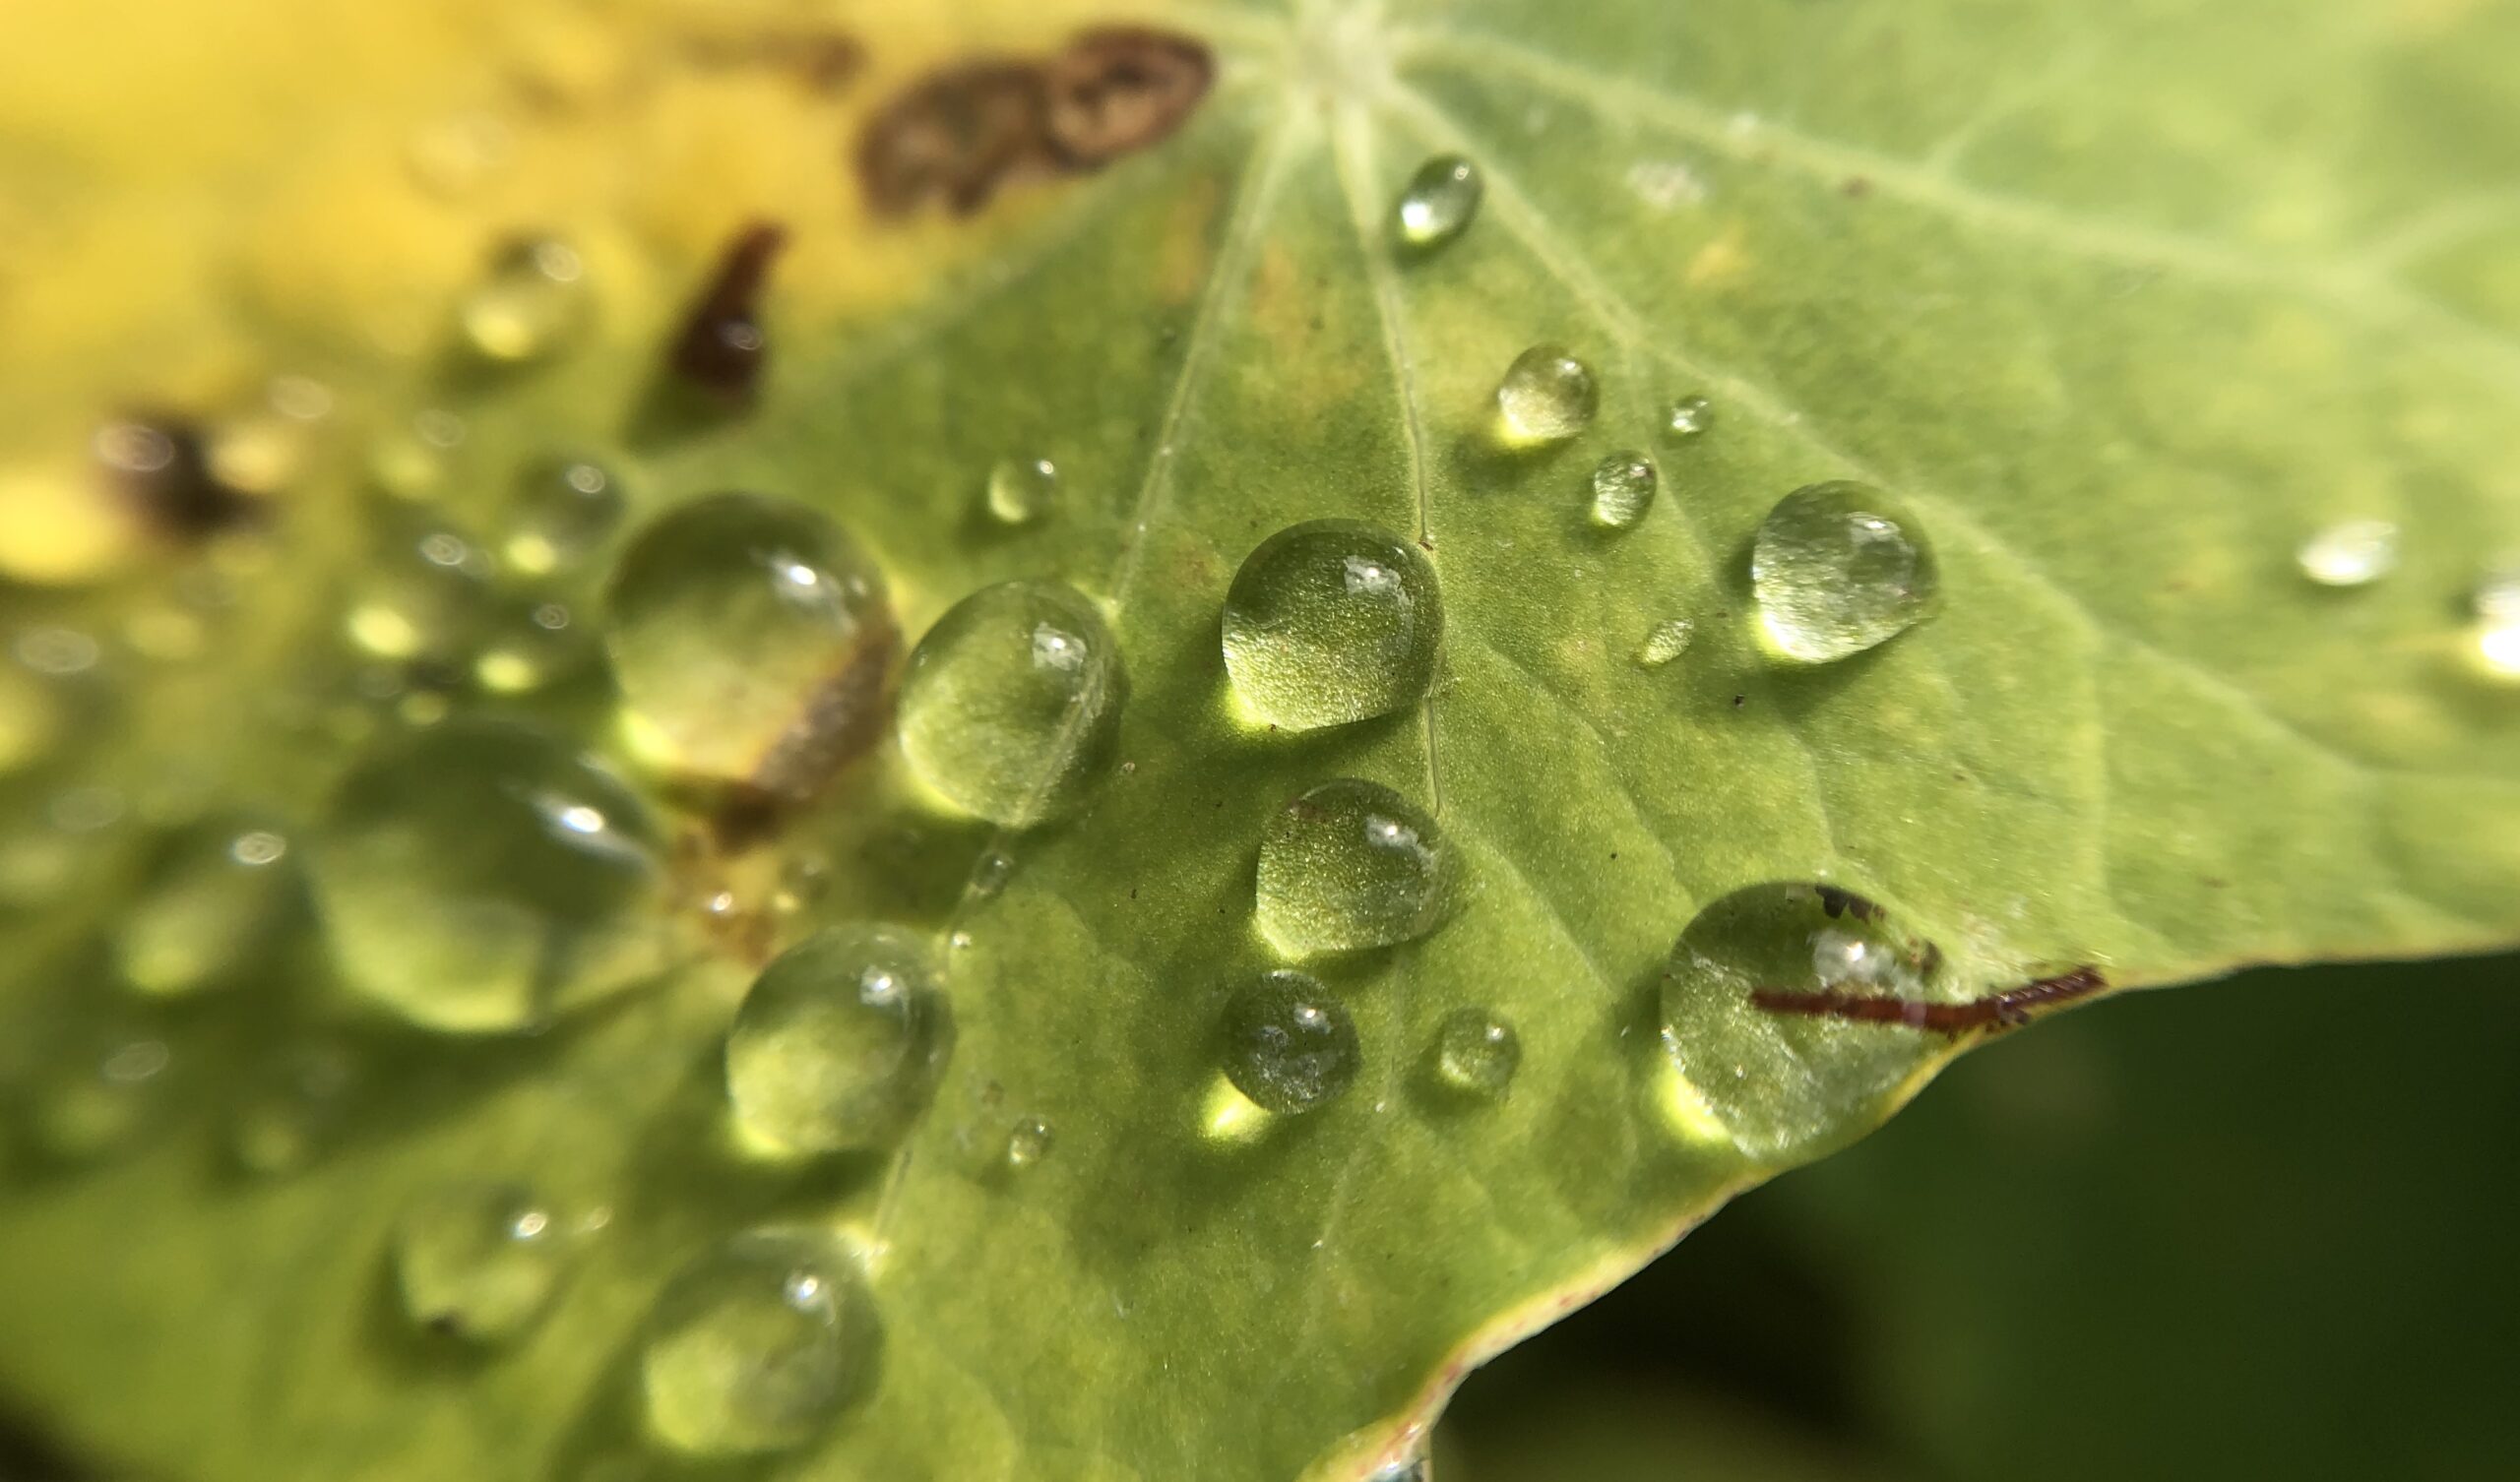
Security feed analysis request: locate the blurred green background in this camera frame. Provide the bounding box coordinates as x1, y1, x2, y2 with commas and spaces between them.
4, 954, 2511, 1479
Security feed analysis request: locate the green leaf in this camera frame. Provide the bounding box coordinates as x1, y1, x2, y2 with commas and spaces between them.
2, 1, 2517, 1480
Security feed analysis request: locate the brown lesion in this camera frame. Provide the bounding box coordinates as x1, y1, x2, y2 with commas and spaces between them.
1750, 964, 2109, 1034
854, 27, 1213, 217
668, 221, 788, 403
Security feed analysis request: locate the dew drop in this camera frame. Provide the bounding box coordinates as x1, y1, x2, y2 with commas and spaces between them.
1392, 154, 1481, 251
461, 238, 591, 362
2474, 561, 2520, 682
1634, 618, 1695, 668
1431, 1008, 1520, 1098
345, 517, 496, 662
970, 850, 1013, 898
1494, 344, 1597, 445
503, 457, 626, 576
1750, 481, 1940, 662
2296, 519, 2399, 587
1221, 971, 1359, 1115
1660, 883, 1946, 1162
1003, 1116, 1054, 1172
641, 1228, 879, 1456
473, 597, 598, 695
25, 1029, 175, 1164
1665, 395, 1713, 439
1221, 521, 1440, 731
605, 493, 897, 794
897, 580, 1125, 826
1255, 778, 1452, 957
394, 1180, 571, 1343
113, 820, 298, 998
985, 457, 1058, 525
310, 719, 668, 1033
1588, 451, 1658, 528
226, 1040, 360, 1177
724, 924, 950, 1156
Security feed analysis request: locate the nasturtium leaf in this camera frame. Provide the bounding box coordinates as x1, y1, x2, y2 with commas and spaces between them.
0, 1, 2516, 1480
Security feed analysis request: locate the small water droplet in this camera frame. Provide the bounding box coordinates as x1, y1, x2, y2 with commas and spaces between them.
394, 1180, 570, 1343
1256, 778, 1452, 957
504, 457, 626, 576
345, 516, 496, 662
25, 1028, 175, 1164
605, 493, 897, 793
474, 596, 598, 695
897, 581, 1125, 826
1003, 1116, 1054, 1172
641, 1228, 879, 1456
1665, 395, 1713, 439
1750, 481, 1941, 662
461, 238, 591, 362
2296, 519, 2398, 587
724, 924, 951, 1156
1494, 344, 1597, 445
311, 719, 668, 1033
1634, 618, 1695, 667
226, 1040, 360, 1177
1393, 154, 1482, 251
1221, 971, 1359, 1115
1660, 883, 1946, 1161
1588, 451, 1658, 528
114, 818, 299, 998
1222, 521, 1440, 731
15, 627, 100, 677
971, 850, 1013, 898
985, 457, 1058, 525
1432, 1008, 1520, 1098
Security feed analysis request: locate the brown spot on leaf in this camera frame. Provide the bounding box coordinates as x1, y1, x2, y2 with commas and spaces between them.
855, 27, 1212, 217
669, 222, 787, 403
96, 415, 259, 543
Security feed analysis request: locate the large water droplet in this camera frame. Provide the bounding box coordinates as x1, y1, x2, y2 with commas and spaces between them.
311, 719, 668, 1033
641, 1228, 879, 1456
394, 1180, 571, 1343
605, 493, 897, 792
897, 580, 1125, 826
1660, 883, 1947, 1162
1393, 154, 1481, 251
985, 457, 1058, 526
1634, 618, 1695, 668
460, 238, 591, 363
1221, 971, 1360, 1115
1494, 344, 1597, 445
1588, 451, 1658, 528
1221, 521, 1440, 731
1750, 482, 1940, 662
724, 924, 950, 1156
1256, 778, 1453, 957
2297, 519, 2398, 587
1431, 1008, 1520, 1099
113, 820, 298, 997
504, 457, 626, 576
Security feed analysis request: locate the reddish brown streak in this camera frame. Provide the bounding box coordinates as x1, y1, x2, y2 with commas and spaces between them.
1749, 965, 2108, 1034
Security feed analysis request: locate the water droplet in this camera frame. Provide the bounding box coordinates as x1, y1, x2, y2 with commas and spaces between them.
641, 1228, 879, 1456
605, 493, 897, 791
345, 517, 496, 662
1221, 521, 1440, 731
474, 596, 598, 695
227, 1040, 360, 1177
15, 626, 101, 676
504, 457, 626, 576
1003, 1116, 1054, 1172
1634, 618, 1695, 667
1256, 779, 1452, 957
724, 924, 950, 1156
1588, 451, 1658, 528
971, 850, 1013, 897
311, 719, 668, 1033
25, 1029, 175, 1164
394, 1181, 571, 1342
461, 238, 591, 362
1750, 481, 1940, 662
113, 819, 299, 998
985, 457, 1058, 525
1431, 1008, 1520, 1098
2295, 518, 2399, 587
1494, 344, 1597, 445
1660, 883, 1946, 1162
897, 580, 1125, 826
1393, 154, 1481, 251
1665, 395, 1713, 439
1221, 971, 1359, 1115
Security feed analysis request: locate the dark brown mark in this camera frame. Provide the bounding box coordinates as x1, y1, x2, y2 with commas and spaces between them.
1750, 964, 2107, 1034
855, 28, 1212, 216
1840, 175, 1872, 199
669, 222, 787, 402
1813, 886, 1882, 922
98, 415, 258, 542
